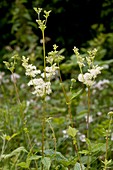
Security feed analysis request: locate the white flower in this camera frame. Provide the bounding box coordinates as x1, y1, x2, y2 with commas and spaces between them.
28, 78, 44, 86
45, 96, 51, 101
41, 73, 51, 79
84, 73, 92, 81
20, 83, 26, 89
78, 73, 84, 82
62, 130, 67, 134
79, 134, 86, 142
28, 78, 51, 97
92, 79, 110, 90
78, 73, 94, 86
25, 64, 41, 77
11, 73, 20, 82
62, 130, 68, 138
78, 132, 86, 142
41, 63, 59, 79
97, 111, 102, 116
85, 115, 94, 123
88, 65, 103, 79
78, 65, 103, 87
111, 133, 113, 141
45, 82, 52, 94
46, 64, 59, 74
22, 56, 41, 78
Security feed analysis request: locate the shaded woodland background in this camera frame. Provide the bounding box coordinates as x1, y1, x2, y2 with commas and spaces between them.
0, 1, 113, 169
0, 0, 113, 62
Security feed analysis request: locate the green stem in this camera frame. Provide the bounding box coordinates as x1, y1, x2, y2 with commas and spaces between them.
11, 72, 21, 105
87, 86, 90, 139
74, 142, 83, 170
25, 129, 38, 169
41, 116, 45, 170
104, 115, 112, 170
87, 86, 91, 170
41, 107, 45, 157
58, 63, 73, 126
47, 119, 57, 164
41, 29, 46, 170
42, 31, 46, 80
0, 138, 6, 161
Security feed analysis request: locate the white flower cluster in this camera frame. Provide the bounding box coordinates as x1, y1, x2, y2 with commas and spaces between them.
0, 72, 9, 85
28, 78, 51, 97
22, 56, 58, 97
92, 79, 110, 90
10, 73, 20, 82
78, 65, 103, 86
78, 132, 86, 142
41, 63, 59, 79
22, 57, 41, 78
73, 47, 103, 87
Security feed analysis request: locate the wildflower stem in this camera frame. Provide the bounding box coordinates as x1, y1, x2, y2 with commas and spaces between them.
68, 103, 73, 126
41, 101, 46, 170
41, 109, 45, 157
41, 29, 46, 170
74, 143, 83, 170
12, 72, 21, 105
42, 30, 46, 80
104, 114, 112, 170
87, 86, 90, 138
58, 63, 73, 126
24, 126, 38, 169
0, 137, 6, 161
87, 86, 91, 170
46, 119, 57, 165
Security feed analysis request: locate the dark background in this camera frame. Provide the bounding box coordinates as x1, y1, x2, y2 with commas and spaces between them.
0, 0, 113, 58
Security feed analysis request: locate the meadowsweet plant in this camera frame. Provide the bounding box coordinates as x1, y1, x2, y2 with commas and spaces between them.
2, 6, 113, 170
73, 47, 103, 169
73, 47, 103, 87
22, 8, 106, 169
22, 50, 60, 98
102, 111, 113, 170
73, 46, 103, 131
22, 8, 65, 169
3, 54, 21, 105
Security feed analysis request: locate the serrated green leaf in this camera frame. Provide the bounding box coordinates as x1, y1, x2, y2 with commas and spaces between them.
67, 126, 78, 138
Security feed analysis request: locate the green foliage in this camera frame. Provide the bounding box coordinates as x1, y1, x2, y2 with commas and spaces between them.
0, 5, 113, 170
74, 162, 85, 170
67, 126, 78, 138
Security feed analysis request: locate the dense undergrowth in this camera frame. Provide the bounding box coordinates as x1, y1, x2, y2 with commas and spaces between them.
0, 8, 113, 170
